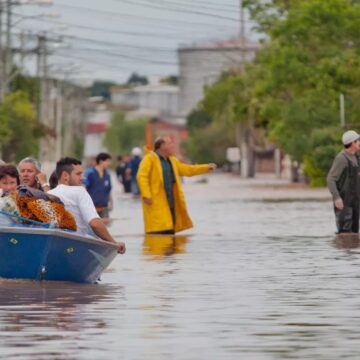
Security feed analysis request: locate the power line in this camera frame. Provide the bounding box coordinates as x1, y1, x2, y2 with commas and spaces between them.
54, 53, 176, 73
114, 0, 240, 22
53, 3, 238, 30
138, 0, 240, 14
14, 15, 223, 41
58, 47, 177, 65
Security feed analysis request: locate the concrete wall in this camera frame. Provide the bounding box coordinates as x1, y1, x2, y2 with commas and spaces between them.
83, 105, 112, 158
111, 85, 179, 117
178, 47, 258, 116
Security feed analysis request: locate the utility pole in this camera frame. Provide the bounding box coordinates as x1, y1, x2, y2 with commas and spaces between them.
239, 0, 246, 67
37, 33, 48, 127
0, 0, 4, 101
340, 93, 346, 128
19, 30, 25, 69
4, 0, 11, 94
55, 78, 62, 159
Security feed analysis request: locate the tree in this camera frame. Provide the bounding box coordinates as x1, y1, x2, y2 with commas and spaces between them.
201, 72, 259, 177
127, 73, 148, 87
187, 109, 212, 132
90, 80, 117, 100
0, 91, 44, 162
104, 111, 147, 156
245, 0, 360, 181
185, 121, 237, 165
160, 75, 179, 85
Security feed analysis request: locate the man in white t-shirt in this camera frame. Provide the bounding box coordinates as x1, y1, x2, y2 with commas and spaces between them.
48, 157, 126, 254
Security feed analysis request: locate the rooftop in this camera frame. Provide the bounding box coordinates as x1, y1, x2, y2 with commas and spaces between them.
179, 38, 260, 52
111, 84, 179, 94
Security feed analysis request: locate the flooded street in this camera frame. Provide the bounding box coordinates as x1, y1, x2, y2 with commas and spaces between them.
1, 174, 359, 359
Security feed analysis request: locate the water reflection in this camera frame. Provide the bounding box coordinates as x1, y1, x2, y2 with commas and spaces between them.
143, 235, 188, 258
0, 280, 123, 358
334, 233, 360, 249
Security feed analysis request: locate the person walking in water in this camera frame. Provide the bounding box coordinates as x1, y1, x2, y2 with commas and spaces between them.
84, 153, 113, 221
137, 136, 217, 234
327, 130, 360, 234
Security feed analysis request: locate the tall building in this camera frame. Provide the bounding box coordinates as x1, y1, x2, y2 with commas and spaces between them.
178, 39, 260, 116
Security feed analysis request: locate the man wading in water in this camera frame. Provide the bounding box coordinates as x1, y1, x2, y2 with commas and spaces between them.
327, 130, 360, 233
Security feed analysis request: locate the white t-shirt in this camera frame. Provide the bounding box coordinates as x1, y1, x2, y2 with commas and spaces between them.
48, 184, 99, 235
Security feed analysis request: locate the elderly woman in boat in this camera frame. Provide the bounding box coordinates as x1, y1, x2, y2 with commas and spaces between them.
18, 157, 50, 192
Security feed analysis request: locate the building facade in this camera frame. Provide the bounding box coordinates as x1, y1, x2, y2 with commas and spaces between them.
111, 84, 179, 118
178, 39, 260, 116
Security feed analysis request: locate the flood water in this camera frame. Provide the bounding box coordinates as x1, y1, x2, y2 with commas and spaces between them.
0, 174, 358, 359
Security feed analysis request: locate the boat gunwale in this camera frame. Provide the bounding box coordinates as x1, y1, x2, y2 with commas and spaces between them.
0, 226, 119, 250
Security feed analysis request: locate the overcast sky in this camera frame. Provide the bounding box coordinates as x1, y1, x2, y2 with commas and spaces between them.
13, 0, 257, 84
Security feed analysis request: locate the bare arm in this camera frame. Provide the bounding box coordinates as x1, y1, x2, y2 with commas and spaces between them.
89, 218, 126, 254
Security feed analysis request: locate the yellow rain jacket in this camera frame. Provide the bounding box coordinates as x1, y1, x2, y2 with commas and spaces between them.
137, 152, 210, 233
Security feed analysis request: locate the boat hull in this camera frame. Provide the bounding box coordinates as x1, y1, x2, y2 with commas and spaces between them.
0, 226, 118, 283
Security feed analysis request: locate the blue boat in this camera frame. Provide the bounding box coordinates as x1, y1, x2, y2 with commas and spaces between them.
0, 218, 118, 283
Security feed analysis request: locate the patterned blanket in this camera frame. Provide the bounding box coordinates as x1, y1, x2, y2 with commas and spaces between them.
0, 186, 77, 231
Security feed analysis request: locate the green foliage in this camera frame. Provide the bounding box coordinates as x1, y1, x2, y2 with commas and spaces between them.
127, 73, 148, 87
303, 127, 343, 186
184, 0, 360, 184
202, 74, 250, 125
0, 91, 43, 162
11, 73, 40, 104
160, 75, 179, 85
186, 80, 243, 165
187, 109, 212, 133
184, 121, 237, 165
104, 111, 147, 156
90, 80, 117, 100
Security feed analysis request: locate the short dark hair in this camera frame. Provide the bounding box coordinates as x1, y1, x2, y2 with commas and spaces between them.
49, 170, 58, 189
0, 164, 20, 185
344, 142, 352, 149
56, 157, 82, 179
154, 137, 166, 151
96, 152, 112, 164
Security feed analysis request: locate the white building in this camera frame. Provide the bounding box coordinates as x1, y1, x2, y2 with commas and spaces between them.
111, 84, 179, 118
83, 102, 111, 158
178, 39, 260, 116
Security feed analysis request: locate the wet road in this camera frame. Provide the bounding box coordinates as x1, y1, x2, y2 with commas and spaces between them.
0, 174, 358, 359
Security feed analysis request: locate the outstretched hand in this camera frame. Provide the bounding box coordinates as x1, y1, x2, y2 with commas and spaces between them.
208, 163, 217, 172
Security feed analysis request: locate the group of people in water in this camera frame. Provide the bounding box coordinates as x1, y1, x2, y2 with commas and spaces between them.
0, 135, 217, 256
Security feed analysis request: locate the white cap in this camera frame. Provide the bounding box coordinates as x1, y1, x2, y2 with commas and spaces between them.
132, 147, 142, 156
342, 130, 360, 145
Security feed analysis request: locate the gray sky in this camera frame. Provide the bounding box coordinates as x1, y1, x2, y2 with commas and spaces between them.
14, 0, 257, 84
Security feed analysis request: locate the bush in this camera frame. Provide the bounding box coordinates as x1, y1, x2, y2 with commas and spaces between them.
303, 127, 342, 186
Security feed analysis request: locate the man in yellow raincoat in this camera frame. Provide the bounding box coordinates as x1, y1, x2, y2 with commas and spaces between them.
137, 136, 216, 234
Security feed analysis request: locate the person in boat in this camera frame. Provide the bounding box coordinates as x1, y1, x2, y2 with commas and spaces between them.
49, 171, 58, 190
18, 157, 50, 192
327, 130, 360, 233
137, 136, 217, 235
48, 157, 126, 254
84, 152, 113, 222
0, 165, 76, 230
0, 164, 20, 194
